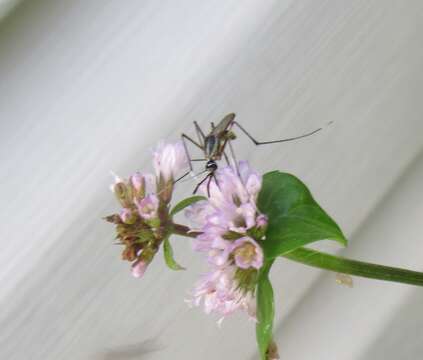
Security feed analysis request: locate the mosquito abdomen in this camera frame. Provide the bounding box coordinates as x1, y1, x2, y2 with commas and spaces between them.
204, 135, 219, 159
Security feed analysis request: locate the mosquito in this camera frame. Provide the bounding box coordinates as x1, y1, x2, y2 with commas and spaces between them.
179, 113, 325, 195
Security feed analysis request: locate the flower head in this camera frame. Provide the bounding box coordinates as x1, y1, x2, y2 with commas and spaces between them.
186, 161, 267, 320
106, 171, 162, 277
106, 141, 190, 278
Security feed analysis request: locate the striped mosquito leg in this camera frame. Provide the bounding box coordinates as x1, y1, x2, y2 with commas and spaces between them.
193, 121, 206, 145
227, 140, 240, 176
174, 171, 190, 184
233, 121, 322, 145
193, 174, 210, 195
206, 173, 214, 197
181, 133, 203, 173
223, 151, 231, 166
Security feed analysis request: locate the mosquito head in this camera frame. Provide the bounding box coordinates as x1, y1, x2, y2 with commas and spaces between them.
205, 160, 218, 172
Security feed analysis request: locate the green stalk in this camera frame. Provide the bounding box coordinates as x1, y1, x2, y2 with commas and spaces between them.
173, 223, 423, 287
282, 247, 423, 287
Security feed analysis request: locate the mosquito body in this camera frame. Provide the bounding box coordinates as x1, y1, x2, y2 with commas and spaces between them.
180, 113, 324, 195
201, 113, 237, 171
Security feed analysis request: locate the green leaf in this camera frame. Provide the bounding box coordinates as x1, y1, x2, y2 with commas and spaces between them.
256, 260, 275, 360
258, 171, 347, 259
170, 195, 207, 216
163, 237, 185, 271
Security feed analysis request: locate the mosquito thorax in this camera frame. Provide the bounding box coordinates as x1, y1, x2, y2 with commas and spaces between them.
205, 160, 218, 172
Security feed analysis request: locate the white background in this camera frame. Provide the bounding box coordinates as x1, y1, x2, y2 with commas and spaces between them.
1, 1, 423, 359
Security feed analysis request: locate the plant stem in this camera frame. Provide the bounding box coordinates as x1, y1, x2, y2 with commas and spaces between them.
173, 223, 423, 287
282, 247, 423, 287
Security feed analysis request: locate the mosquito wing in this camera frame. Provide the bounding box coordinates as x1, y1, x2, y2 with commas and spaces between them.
210, 113, 235, 136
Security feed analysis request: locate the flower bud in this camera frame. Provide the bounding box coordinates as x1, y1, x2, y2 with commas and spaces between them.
130, 172, 146, 199
122, 246, 137, 261
157, 177, 174, 204
119, 208, 137, 224
131, 260, 148, 278
112, 181, 132, 207
153, 141, 188, 182
103, 214, 122, 224
256, 214, 268, 229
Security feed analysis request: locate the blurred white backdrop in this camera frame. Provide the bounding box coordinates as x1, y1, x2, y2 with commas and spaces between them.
0, 1, 422, 359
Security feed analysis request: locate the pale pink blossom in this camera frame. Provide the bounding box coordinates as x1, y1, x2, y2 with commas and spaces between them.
185, 200, 214, 227
231, 237, 263, 269
189, 265, 256, 320
239, 160, 262, 200
153, 141, 188, 181
186, 162, 265, 261
135, 194, 159, 220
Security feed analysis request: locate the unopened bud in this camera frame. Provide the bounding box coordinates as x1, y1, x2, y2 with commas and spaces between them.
112, 182, 131, 207
130, 172, 146, 199
103, 214, 122, 224
131, 260, 148, 278
157, 177, 174, 204
119, 208, 137, 224
122, 246, 137, 261
256, 214, 268, 229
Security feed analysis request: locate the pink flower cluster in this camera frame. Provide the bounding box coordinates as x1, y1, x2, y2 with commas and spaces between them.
106, 140, 268, 323
107, 141, 188, 277
186, 161, 267, 321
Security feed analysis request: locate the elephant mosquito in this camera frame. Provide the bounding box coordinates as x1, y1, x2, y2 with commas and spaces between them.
179, 113, 324, 195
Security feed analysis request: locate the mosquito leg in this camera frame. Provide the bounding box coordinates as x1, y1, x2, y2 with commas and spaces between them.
212, 172, 219, 189
228, 140, 240, 176
191, 158, 207, 161
181, 133, 203, 150
223, 151, 231, 166
206, 173, 214, 197
194, 121, 206, 146
232, 121, 322, 145
181, 133, 204, 172
174, 171, 190, 184
193, 174, 210, 195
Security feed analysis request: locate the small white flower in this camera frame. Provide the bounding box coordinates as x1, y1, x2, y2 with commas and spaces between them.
153, 141, 188, 181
